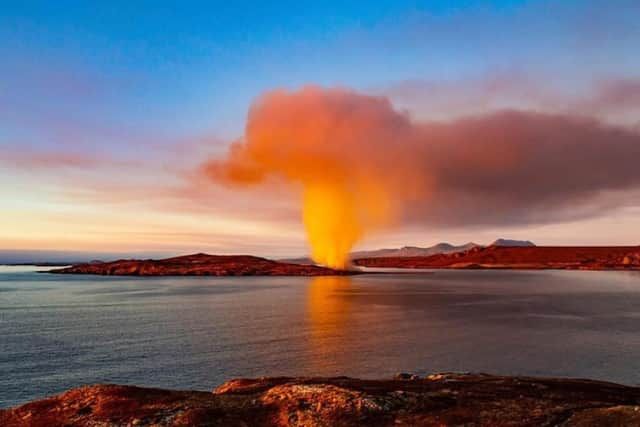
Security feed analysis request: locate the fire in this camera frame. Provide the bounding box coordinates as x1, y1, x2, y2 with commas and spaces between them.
302, 177, 394, 268
204, 86, 421, 269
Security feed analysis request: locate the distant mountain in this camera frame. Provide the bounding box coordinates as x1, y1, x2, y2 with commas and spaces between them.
283, 240, 536, 265
282, 242, 479, 265
0, 249, 174, 265
490, 239, 536, 247
351, 242, 480, 259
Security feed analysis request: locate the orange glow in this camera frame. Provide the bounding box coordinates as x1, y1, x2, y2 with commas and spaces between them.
305, 276, 353, 371
303, 185, 362, 269
307, 276, 352, 341
302, 180, 392, 269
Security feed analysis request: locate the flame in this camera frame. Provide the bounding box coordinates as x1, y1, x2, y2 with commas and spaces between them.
302, 177, 393, 268
303, 185, 360, 269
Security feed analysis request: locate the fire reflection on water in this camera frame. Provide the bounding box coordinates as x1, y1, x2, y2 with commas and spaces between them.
306, 276, 353, 370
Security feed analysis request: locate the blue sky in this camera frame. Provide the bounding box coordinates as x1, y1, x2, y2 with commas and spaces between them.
1, 1, 639, 259
6, 0, 637, 139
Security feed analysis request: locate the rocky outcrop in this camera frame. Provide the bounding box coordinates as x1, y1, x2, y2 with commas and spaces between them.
490, 238, 536, 247
2, 373, 640, 426
355, 246, 640, 270
49, 253, 356, 276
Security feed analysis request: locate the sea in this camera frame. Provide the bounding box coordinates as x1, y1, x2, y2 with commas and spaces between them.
2, 266, 640, 408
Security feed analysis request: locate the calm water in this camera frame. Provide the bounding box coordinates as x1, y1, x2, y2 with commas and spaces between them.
2, 266, 640, 408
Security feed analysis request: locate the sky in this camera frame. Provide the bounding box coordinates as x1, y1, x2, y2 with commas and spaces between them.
1, 0, 640, 262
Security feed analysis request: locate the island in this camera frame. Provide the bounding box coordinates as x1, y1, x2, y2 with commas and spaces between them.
45, 247, 640, 275
49, 253, 355, 276
2, 373, 640, 426
355, 245, 640, 270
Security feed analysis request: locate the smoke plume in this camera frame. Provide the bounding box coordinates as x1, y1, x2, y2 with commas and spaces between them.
205, 86, 640, 269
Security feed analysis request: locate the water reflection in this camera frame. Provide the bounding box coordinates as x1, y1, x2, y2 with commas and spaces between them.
306, 276, 353, 370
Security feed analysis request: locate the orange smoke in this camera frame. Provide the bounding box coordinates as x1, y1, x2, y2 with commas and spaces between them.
205, 86, 424, 269
204, 86, 640, 269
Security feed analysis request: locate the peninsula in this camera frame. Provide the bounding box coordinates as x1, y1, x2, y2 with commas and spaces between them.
49, 253, 355, 276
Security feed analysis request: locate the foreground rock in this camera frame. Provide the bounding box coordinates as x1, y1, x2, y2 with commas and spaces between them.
3, 373, 640, 426
50, 253, 355, 276
355, 246, 640, 270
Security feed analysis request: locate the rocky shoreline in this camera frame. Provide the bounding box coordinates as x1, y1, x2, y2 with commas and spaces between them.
2, 373, 640, 426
